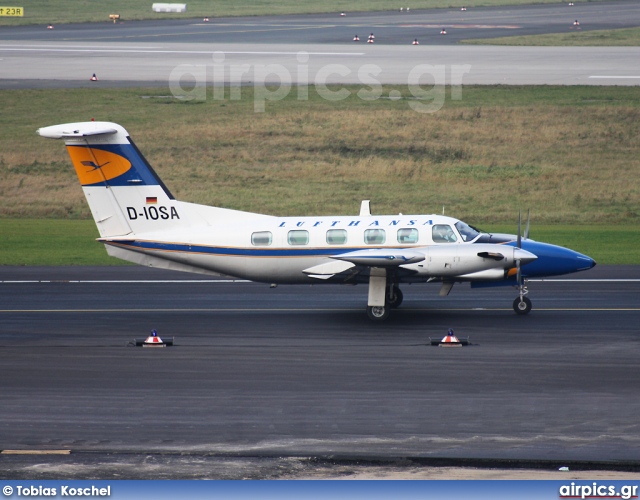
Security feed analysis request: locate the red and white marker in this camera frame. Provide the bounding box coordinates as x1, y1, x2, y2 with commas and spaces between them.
439, 329, 461, 347
144, 329, 166, 347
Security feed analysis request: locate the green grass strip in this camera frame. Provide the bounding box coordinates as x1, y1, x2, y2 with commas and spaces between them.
461, 26, 640, 46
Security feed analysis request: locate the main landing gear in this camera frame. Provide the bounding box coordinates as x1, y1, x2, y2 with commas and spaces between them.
366, 278, 403, 321
367, 305, 390, 321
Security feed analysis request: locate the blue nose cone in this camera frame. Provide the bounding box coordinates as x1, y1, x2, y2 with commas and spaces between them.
516, 241, 596, 277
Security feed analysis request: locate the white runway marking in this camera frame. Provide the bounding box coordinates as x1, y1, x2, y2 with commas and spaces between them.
0, 279, 250, 284
589, 76, 640, 79
529, 279, 640, 282
1, 307, 639, 313
3, 279, 638, 284
0, 46, 364, 56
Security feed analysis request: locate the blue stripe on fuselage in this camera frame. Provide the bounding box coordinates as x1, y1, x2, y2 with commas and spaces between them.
106, 240, 390, 258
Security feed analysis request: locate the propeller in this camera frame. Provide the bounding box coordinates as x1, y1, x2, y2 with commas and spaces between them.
515, 210, 532, 297
516, 210, 522, 285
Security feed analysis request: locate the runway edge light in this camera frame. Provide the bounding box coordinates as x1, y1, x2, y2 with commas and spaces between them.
144, 329, 167, 347
429, 329, 470, 347
129, 329, 174, 347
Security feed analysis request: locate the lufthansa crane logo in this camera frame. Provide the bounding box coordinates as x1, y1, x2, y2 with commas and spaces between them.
80, 160, 111, 171
67, 146, 131, 185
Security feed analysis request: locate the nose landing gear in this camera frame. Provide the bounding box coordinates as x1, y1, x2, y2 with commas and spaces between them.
513, 295, 532, 315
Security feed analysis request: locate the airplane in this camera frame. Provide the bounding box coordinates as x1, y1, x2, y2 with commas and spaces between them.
38, 121, 596, 321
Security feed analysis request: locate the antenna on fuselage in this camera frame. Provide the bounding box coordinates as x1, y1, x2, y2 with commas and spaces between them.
360, 200, 371, 217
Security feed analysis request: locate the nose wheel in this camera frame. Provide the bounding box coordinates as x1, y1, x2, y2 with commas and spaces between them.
513, 296, 532, 315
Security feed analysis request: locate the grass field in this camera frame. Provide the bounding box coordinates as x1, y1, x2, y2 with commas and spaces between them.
1, 84, 639, 265
0, 0, 610, 26
462, 27, 640, 46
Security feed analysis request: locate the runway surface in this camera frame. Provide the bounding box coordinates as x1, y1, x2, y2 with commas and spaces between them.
1, 1, 640, 87
1, 264, 639, 478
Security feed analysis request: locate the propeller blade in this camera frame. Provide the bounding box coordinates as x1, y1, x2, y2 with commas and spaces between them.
516, 259, 522, 286
517, 210, 522, 249
524, 209, 531, 240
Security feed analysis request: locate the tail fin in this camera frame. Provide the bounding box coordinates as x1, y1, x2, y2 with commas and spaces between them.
38, 121, 182, 238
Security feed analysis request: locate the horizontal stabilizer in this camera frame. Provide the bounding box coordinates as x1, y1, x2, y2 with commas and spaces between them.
331, 249, 425, 267
38, 123, 118, 139
303, 260, 356, 276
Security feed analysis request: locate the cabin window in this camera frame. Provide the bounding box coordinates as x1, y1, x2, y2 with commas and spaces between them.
326, 229, 347, 245
288, 230, 309, 245
364, 229, 386, 245
397, 228, 419, 244
432, 224, 457, 243
251, 231, 272, 246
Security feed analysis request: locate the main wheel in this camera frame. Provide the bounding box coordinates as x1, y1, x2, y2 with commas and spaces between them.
367, 305, 390, 321
513, 296, 532, 315
387, 286, 403, 309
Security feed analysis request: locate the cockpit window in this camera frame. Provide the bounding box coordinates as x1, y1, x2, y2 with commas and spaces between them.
432, 224, 458, 243
455, 221, 480, 242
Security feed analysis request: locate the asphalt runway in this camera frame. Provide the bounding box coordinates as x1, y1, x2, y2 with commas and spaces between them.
1, 264, 639, 478
1, 1, 640, 87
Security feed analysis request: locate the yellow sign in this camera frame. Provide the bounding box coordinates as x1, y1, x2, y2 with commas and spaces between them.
0, 6, 23, 16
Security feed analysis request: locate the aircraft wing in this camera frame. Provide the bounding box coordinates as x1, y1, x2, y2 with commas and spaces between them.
302, 248, 425, 280
302, 260, 356, 279
330, 249, 425, 266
